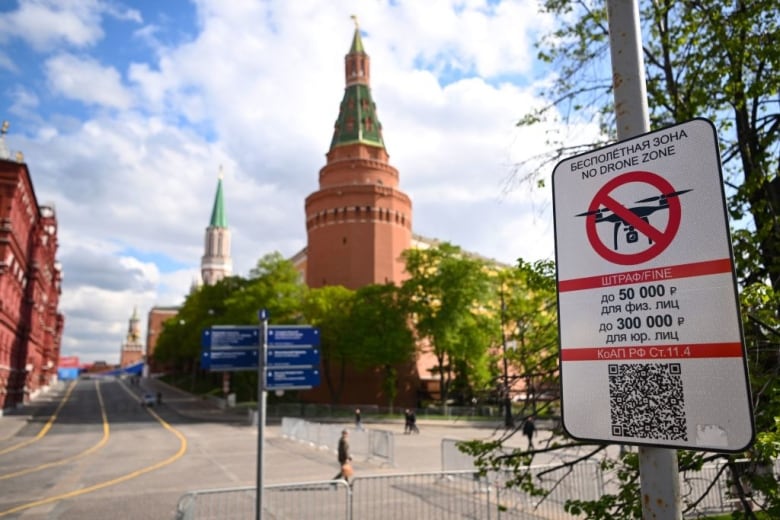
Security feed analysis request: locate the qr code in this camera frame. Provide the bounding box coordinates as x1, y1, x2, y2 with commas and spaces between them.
608, 363, 687, 441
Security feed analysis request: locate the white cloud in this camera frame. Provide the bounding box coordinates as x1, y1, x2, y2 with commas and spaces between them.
0, 0, 103, 51
45, 53, 134, 109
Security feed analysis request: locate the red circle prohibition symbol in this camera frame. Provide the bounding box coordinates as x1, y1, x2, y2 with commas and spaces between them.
585, 171, 681, 265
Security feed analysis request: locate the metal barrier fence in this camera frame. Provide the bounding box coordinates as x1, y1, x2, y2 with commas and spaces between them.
176, 480, 352, 520
441, 438, 780, 518
176, 470, 585, 519
681, 458, 780, 516
176, 461, 780, 519
280, 417, 394, 466
441, 437, 480, 472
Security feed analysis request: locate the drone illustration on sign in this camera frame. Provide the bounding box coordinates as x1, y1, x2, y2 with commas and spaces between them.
576, 189, 692, 251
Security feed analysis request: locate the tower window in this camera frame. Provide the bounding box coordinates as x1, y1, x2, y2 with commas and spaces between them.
342, 237, 347, 244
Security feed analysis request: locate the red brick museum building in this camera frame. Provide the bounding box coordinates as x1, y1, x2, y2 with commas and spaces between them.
0, 128, 64, 411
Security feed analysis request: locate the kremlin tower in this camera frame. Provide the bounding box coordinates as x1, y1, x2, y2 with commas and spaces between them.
304, 21, 412, 289
201, 172, 232, 285
299, 21, 420, 406
120, 307, 143, 367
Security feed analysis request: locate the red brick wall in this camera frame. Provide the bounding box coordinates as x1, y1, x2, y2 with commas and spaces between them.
305, 144, 412, 290
145, 307, 180, 373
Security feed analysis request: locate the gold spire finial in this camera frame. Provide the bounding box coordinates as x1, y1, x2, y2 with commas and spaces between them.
350, 14, 359, 29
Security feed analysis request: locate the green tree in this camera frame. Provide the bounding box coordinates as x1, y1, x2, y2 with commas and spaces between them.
300, 285, 355, 403
153, 276, 247, 391
344, 283, 416, 411
500, 260, 559, 418
226, 252, 306, 325
154, 252, 307, 399
401, 242, 496, 407
526, 0, 778, 295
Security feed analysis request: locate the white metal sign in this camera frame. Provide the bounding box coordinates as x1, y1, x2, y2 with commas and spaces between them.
552, 118, 754, 452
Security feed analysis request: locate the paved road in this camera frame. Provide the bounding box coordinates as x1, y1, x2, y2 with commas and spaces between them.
0, 377, 572, 519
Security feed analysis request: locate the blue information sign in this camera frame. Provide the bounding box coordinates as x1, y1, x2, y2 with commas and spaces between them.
267, 326, 320, 346
201, 326, 260, 348
200, 324, 322, 382
267, 347, 320, 367
266, 367, 320, 389
201, 348, 259, 371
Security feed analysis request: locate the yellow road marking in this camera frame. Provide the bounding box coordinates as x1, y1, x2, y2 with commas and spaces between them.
0, 380, 110, 480
0, 382, 188, 517
0, 380, 77, 456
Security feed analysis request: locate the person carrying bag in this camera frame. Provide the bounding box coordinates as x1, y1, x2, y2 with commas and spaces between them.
333, 429, 353, 484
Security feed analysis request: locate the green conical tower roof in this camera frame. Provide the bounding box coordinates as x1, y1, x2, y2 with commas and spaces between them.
209, 174, 227, 228
349, 23, 364, 54
329, 23, 385, 151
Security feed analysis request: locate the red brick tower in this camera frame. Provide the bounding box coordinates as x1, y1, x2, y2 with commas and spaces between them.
305, 23, 412, 289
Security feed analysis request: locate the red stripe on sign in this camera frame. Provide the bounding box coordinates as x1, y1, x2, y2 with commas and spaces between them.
561, 342, 744, 361
558, 258, 733, 292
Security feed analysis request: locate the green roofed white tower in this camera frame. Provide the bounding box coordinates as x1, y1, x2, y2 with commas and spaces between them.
201, 168, 232, 285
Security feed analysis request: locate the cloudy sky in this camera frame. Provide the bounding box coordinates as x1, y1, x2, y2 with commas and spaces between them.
1, 0, 598, 364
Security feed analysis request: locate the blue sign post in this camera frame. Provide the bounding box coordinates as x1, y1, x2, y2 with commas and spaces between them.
202, 326, 260, 348
267, 326, 320, 346
201, 325, 260, 372
201, 323, 322, 386
266, 368, 321, 389
267, 347, 320, 367
252, 313, 322, 519
265, 325, 321, 390
201, 348, 259, 372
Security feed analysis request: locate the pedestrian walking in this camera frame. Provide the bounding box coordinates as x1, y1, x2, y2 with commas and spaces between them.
332, 429, 353, 483
409, 409, 419, 434
355, 408, 363, 430
522, 416, 536, 449
403, 409, 412, 434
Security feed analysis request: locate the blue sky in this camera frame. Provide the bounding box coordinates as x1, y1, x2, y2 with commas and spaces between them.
0, 0, 599, 363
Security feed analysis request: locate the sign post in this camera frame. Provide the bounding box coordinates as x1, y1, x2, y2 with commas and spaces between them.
201, 314, 321, 520
256, 309, 268, 520
552, 2, 754, 518
265, 326, 321, 391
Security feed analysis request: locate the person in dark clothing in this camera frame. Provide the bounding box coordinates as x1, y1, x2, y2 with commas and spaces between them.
409, 410, 419, 434
355, 408, 363, 430
333, 430, 352, 482
404, 409, 412, 434
522, 416, 536, 449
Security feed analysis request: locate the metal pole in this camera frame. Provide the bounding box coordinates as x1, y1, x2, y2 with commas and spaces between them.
500, 286, 514, 428
255, 312, 268, 520
606, 1, 681, 518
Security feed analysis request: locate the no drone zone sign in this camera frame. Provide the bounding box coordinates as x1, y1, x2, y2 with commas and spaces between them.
552, 118, 754, 452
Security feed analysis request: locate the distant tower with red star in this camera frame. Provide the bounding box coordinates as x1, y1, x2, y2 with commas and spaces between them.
120, 307, 143, 367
